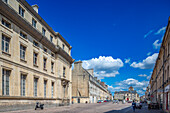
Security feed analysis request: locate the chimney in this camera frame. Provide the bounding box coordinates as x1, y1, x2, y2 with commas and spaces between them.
87, 69, 94, 76
32, 4, 39, 13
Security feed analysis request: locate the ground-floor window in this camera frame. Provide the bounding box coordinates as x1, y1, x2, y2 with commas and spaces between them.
2, 69, 10, 95
21, 74, 26, 96
34, 78, 38, 97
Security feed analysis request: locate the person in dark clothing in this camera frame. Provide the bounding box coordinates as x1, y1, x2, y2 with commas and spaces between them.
132, 100, 136, 112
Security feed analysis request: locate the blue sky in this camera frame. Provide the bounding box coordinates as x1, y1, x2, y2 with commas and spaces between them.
27, 0, 170, 96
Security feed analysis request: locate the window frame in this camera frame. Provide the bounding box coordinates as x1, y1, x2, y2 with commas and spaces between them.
42, 28, 46, 36
20, 74, 26, 96
19, 6, 25, 17
43, 57, 47, 70
2, 34, 10, 53
32, 18, 37, 28
33, 52, 38, 65
2, 19, 11, 28
34, 78, 38, 97
2, 69, 10, 95
20, 44, 26, 60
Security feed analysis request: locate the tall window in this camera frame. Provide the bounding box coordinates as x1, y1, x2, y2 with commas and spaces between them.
51, 82, 54, 98
34, 78, 38, 96
42, 28, 46, 36
33, 52, 38, 65
51, 62, 54, 72
44, 80, 47, 97
2, 35, 10, 53
20, 32, 27, 39
2, 19, 10, 28
19, 6, 25, 17
50, 36, 53, 42
20, 74, 26, 96
63, 67, 66, 77
20, 45, 26, 60
2, 69, 10, 95
43, 58, 47, 70
32, 18, 37, 28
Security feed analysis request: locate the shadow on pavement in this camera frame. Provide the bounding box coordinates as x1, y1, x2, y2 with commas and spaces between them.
104, 106, 131, 113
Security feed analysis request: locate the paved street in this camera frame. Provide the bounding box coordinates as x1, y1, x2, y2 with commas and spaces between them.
3, 102, 163, 113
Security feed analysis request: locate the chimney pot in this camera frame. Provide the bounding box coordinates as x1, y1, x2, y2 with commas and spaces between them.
32, 4, 39, 13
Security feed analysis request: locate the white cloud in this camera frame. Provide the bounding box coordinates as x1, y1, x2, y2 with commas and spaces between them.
153, 40, 161, 49
112, 78, 149, 96
155, 26, 166, 35
144, 30, 154, 38
147, 52, 151, 56
125, 58, 130, 64
130, 53, 158, 69
138, 74, 147, 77
82, 56, 124, 79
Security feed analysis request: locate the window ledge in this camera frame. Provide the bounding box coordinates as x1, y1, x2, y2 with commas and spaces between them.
33, 64, 38, 68
33, 44, 39, 50
43, 68, 47, 71
20, 58, 27, 63
0, 24, 13, 33
2, 51, 11, 57
19, 36, 28, 43
43, 51, 48, 55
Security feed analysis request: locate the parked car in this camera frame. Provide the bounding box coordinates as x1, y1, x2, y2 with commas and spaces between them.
104, 100, 109, 102
113, 100, 119, 104
97, 100, 103, 103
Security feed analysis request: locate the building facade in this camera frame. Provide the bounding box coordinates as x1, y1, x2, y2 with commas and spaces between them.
0, 0, 74, 110
149, 17, 170, 112
114, 86, 140, 102
72, 61, 112, 103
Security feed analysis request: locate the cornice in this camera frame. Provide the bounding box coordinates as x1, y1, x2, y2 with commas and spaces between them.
18, 0, 71, 48
0, 1, 74, 64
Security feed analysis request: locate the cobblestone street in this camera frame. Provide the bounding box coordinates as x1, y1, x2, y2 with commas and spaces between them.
3, 102, 164, 113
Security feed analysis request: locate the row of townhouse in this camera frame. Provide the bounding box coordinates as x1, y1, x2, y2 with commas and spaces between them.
72, 61, 113, 104
0, 0, 74, 111
147, 17, 170, 113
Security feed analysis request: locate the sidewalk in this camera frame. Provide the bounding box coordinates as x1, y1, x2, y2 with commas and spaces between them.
126, 104, 165, 113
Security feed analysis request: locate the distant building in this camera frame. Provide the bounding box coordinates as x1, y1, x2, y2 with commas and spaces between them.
72, 61, 112, 103
114, 86, 140, 101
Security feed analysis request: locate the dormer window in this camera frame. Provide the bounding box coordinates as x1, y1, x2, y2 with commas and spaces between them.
19, 6, 25, 17
42, 28, 46, 36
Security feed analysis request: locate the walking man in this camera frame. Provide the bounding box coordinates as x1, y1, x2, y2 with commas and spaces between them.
132, 100, 136, 112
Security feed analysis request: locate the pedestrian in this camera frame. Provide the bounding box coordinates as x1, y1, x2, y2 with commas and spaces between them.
147, 99, 151, 110
132, 100, 136, 112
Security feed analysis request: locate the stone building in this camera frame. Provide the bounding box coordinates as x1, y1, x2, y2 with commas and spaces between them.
72, 61, 112, 103
114, 86, 140, 102
0, 0, 74, 111
149, 17, 170, 112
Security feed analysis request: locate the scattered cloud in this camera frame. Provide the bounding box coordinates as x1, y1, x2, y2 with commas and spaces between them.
125, 58, 130, 64
153, 40, 161, 49
82, 56, 124, 79
130, 53, 158, 69
144, 30, 154, 38
147, 52, 151, 56
138, 74, 147, 77
154, 26, 166, 35
110, 78, 149, 96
